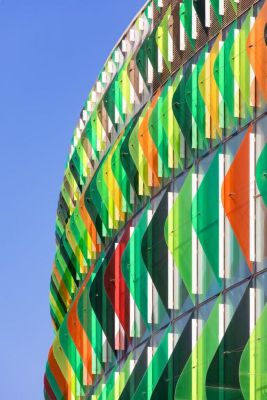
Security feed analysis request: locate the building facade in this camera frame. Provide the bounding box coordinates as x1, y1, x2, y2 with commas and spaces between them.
44, 0, 267, 398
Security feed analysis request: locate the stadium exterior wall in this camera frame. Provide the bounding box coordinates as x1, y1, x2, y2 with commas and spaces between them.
44, 0, 267, 398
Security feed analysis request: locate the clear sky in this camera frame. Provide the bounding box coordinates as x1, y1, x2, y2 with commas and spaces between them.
0, 0, 145, 398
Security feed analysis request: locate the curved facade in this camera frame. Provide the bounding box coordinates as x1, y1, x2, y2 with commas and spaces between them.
44, 0, 267, 398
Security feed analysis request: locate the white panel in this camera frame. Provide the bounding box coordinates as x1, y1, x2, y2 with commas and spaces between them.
135, 304, 142, 338
76, 127, 82, 139
224, 154, 231, 279
192, 173, 198, 294
122, 40, 127, 53
250, 17, 256, 107
108, 116, 113, 134
130, 83, 135, 105
173, 263, 180, 309
192, 0, 197, 40
197, 243, 204, 296
87, 100, 93, 112
82, 110, 88, 122
139, 72, 144, 95
130, 29, 135, 43
158, 0, 163, 7
205, 0, 211, 28
250, 133, 256, 262
139, 17, 145, 31
147, 59, 153, 84
129, 226, 135, 337
234, 29, 240, 118
147, 5, 153, 19
114, 50, 120, 63
168, 251, 174, 307
205, 52, 211, 139
180, 4, 185, 51
192, 63, 197, 149
147, 209, 153, 224
147, 273, 153, 324
219, 0, 224, 16
96, 81, 102, 94
102, 71, 107, 84
158, 48, 163, 74
69, 144, 74, 157
114, 240, 120, 350
91, 90, 97, 102
219, 154, 225, 278
79, 118, 85, 130
108, 60, 114, 73
218, 41, 225, 128
168, 31, 174, 62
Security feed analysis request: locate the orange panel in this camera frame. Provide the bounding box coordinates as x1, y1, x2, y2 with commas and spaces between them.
222, 125, 252, 271
67, 266, 95, 387
138, 90, 161, 188
48, 346, 68, 398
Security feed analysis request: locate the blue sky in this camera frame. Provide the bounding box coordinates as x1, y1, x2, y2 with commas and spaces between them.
0, 1, 145, 398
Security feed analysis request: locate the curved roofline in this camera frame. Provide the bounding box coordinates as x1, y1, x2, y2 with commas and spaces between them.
104, 0, 151, 66
70, 0, 152, 155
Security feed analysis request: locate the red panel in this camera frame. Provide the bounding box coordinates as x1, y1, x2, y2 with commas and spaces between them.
104, 226, 131, 344
44, 375, 57, 400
